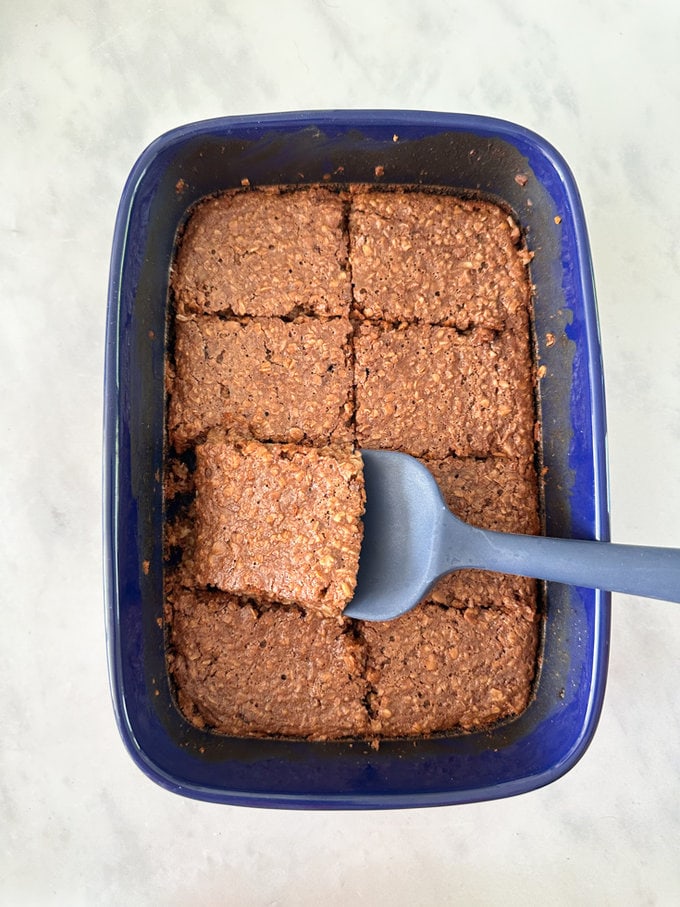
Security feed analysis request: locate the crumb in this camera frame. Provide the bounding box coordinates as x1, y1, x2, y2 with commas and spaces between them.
537, 365, 547, 379
392, 134, 399, 142
374, 165, 385, 177
240, 177, 250, 187
175, 178, 188, 194
142, 560, 150, 575
514, 173, 528, 187
554, 215, 562, 224
148, 330, 155, 340
545, 332, 556, 347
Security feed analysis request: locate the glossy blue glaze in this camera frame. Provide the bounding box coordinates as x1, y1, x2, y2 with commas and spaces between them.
104, 111, 610, 808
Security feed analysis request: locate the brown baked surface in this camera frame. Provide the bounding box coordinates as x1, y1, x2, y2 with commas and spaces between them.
168, 314, 354, 450
172, 187, 351, 318
363, 605, 539, 736
350, 190, 530, 329
165, 185, 541, 741
354, 318, 535, 459
166, 586, 370, 739
422, 456, 539, 616
193, 436, 365, 618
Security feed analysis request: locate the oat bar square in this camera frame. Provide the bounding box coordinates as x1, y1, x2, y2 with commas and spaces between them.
172, 187, 351, 318
421, 456, 540, 615
166, 587, 370, 739
354, 319, 535, 460
362, 605, 539, 736
350, 190, 531, 328
168, 315, 354, 450
193, 437, 365, 617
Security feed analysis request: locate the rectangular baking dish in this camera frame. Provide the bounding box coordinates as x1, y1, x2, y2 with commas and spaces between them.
104, 110, 610, 808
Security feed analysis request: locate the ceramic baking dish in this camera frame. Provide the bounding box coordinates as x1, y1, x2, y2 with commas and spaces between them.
104, 110, 610, 808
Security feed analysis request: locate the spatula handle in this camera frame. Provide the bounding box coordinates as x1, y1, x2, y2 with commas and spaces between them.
456, 524, 680, 603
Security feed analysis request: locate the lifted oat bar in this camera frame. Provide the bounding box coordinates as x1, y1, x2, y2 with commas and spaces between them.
193, 435, 365, 618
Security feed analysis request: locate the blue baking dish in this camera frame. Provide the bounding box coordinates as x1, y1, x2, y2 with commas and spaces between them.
104, 110, 610, 808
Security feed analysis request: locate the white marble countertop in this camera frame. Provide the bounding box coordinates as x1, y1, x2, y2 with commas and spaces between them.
3, 1, 680, 903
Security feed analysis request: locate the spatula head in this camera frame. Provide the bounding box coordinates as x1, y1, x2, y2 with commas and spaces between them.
344, 450, 449, 621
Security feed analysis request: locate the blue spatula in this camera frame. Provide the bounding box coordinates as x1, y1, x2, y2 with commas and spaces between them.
344, 450, 680, 621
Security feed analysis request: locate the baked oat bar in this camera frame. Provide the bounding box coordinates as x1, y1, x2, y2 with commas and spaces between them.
193, 436, 365, 617
172, 187, 351, 318
168, 314, 354, 450
350, 190, 531, 329
164, 184, 542, 742
362, 604, 539, 736
166, 587, 370, 739
422, 456, 540, 616
354, 318, 535, 460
